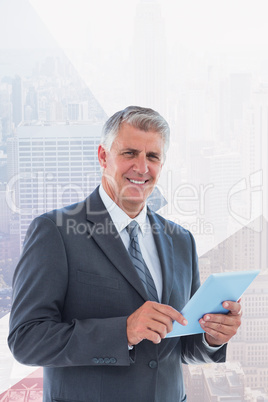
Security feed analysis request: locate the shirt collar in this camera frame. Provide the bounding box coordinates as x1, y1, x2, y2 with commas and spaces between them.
99, 184, 148, 236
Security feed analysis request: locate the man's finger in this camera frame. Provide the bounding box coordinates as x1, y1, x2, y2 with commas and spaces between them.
127, 302, 188, 346
200, 315, 238, 333
222, 300, 242, 316
152, 302, 188, 326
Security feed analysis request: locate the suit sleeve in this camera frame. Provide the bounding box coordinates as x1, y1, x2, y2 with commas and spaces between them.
180, 231, 227, 364
8, 216, 131, 368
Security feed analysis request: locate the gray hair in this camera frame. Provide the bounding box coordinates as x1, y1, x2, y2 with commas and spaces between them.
100, 106, 170, 156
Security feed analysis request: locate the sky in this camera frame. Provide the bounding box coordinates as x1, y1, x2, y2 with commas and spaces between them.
27, 0, 268, 52
1, 0, 267, 53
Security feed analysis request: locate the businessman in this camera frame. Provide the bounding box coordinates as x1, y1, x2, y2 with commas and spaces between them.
8, 106, 242, 402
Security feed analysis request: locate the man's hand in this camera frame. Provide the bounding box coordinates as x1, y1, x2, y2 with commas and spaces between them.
127, 301, 187, 346
199, 300, 242, 346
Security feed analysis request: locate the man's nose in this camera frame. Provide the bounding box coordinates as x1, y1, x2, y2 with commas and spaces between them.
133, 155, 149, 175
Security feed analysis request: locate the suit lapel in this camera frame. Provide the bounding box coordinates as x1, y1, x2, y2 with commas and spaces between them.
148, 209, 174, 305
85, 188, 149, 302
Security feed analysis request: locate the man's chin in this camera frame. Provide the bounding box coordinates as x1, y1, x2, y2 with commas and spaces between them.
117, 193, 145, 212
124, 188, 153, 202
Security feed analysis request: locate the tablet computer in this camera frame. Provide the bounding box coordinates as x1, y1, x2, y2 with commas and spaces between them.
166, 269, 260, 338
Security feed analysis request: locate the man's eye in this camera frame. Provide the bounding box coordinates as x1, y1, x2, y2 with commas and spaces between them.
123, 151, 134, 156
148, 154, 160, 161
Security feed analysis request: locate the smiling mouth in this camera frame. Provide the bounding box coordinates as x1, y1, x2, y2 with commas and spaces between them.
127, 178, 149, 185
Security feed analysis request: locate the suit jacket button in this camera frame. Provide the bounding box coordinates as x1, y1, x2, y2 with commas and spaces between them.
148, 360, 158, 369
92, 358, 99, 364
110, 358, 117, 364
104, 358, 110, 364
99, 358, 104, 364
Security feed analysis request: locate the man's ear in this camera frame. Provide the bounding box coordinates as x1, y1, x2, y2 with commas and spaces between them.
98, 145, 107, 168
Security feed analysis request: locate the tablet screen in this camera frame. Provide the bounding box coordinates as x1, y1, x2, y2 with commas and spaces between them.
166, 269, 260, 338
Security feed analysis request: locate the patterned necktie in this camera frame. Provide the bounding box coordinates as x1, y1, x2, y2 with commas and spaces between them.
126, 220, 159, 302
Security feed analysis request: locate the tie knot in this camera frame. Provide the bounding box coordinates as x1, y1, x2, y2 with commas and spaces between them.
126, 220, 139, 239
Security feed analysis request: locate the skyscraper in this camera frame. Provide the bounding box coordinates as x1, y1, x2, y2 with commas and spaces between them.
16, 122, 102, 247
11, 76, 23, 127
132, 0, 167, 116
227, 270, 268, 392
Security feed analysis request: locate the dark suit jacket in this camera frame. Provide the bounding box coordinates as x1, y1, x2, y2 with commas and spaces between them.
8, 187, 226, 402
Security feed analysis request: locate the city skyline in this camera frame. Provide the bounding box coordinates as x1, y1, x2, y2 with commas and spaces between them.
0, 0, 267, 400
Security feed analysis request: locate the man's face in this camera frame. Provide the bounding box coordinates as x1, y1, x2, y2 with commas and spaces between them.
98, 122, 165, 217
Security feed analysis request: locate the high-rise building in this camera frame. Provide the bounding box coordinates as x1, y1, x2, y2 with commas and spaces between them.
220, 73, 252, 142
11, 76, 23, 127
249, 88, 268, 223
237, 87, 268, 270
6, 137, 19, 230
132, 0, 167, 116
184, 362, 246, 402
0, 82, 12, 138
190, 147, 242, 241
0, 185, 10, 234
68, 101, 88, 121
24, 86, 38, 121
224, 217, 267, 273
186, 84, 206, 141
16, 122, 102, 247
227, 270, 268, 392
